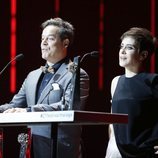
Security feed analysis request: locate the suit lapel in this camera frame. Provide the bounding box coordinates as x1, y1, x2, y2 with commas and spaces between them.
37, 62, 69, 104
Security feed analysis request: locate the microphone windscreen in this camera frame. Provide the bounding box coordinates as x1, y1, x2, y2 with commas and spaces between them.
90, 51, 99, 57
16, 54, 24, 61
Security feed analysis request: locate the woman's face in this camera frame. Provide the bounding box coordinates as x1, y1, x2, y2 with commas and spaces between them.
119, 36, 142, 70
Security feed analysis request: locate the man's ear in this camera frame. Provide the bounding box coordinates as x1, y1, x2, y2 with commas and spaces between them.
140, 51, 148, 61
63, 39, 70, 48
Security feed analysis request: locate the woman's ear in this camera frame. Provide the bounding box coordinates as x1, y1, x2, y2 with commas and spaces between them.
140, 51, 148, 61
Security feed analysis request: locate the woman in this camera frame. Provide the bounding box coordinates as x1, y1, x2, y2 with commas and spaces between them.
105, 27, 158, 158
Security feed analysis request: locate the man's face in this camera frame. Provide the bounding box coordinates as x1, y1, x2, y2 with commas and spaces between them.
41, 25, 67, 63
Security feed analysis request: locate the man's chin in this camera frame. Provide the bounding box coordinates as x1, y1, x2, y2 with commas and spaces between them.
42, 54, 48, 60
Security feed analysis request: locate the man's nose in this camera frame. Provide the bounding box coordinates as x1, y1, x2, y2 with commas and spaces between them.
42, 38, 48, 45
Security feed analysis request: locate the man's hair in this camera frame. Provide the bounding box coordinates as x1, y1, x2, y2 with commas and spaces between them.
120, 27, 157, 57
41, 17, 74, 45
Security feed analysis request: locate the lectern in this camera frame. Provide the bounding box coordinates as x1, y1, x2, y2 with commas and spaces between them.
0, 110, 128, 158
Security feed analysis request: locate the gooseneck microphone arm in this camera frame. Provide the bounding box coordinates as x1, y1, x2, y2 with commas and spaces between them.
0, 53, 24, 75
68, 51, 99, 110
80, 51, 99, 63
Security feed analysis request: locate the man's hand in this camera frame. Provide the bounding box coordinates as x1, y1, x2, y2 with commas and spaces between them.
3, 108, 27, 113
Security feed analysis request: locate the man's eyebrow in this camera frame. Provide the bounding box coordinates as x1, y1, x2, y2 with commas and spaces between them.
120, 43, 133, 46
126, 44, 134, 46
41, 34, 56, 38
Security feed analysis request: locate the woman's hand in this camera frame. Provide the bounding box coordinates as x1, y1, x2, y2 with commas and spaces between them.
154, 146, 158, 154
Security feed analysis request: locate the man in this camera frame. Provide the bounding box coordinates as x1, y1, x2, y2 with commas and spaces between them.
0, 17, 89, 158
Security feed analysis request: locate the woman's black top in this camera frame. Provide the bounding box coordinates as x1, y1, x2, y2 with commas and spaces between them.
112, 73, 158, 158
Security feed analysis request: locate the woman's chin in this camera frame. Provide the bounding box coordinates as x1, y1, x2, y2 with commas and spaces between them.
119, 63, 126, 68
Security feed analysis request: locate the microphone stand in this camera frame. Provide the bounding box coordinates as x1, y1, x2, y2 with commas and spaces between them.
68, 51, 99, 110
0, 54, 24, 75
69, 56, 81, 110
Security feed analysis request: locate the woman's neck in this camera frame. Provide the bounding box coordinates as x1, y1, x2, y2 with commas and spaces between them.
125, 69, 138, 78
125, 67, 145, 78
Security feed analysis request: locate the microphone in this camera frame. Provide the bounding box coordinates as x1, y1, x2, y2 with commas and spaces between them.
15, 53, 24, 61
0, 53, 24, 75
80, 51, 99, 63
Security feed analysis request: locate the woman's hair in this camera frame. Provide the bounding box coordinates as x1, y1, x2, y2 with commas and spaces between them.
41, 17, 74, 45
120, 27, 157, 57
